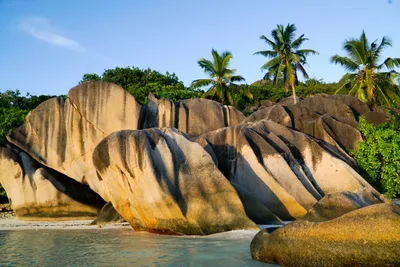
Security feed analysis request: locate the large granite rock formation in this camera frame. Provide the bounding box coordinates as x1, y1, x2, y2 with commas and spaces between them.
6, 83, 245, 201
7, 82, 143, 201
244, 95, 371, 154
92, 128, 257, 235
251, 202, 400, 266
196, 119, 376, 220
0, 144, 104, 220
144, 93, 246, 136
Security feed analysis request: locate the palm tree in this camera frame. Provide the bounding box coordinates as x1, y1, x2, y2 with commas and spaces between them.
331, 31, 400, 106
191, 49, 250, 105
254, 23, 318, 104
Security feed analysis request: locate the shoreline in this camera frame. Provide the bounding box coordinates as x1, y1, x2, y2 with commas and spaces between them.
0, 212, 131, 231
0, 211, 286, 232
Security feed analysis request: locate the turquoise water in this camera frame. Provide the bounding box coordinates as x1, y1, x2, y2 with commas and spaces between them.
0, 229, 275, 266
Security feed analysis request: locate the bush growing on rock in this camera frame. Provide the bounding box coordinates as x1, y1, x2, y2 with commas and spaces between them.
352, 115, 400, 197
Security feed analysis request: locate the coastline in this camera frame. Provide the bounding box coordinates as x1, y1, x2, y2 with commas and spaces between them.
0, 212, 131, 231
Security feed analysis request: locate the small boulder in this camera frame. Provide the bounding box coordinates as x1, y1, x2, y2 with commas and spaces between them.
91, 202, 125, 225
302, 188, 383, 222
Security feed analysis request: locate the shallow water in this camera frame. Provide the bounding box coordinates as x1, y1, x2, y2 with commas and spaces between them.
0, 229, 275, 266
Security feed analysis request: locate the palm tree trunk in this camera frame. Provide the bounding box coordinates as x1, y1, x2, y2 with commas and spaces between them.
292, 84, 297, 104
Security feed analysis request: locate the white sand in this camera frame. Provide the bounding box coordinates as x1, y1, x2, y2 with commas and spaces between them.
0, 214, 131, 231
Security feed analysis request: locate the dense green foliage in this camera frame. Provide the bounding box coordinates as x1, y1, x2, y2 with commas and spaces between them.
351, 116, 400, 198
331, 31, 400, 106
80, 67, 202, 104
232, 79, 340, 113
0, 90, 54, 202
191, 49, 251, 105
254, 23, 318, 104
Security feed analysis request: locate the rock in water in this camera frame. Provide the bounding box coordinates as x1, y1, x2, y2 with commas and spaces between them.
250, 202, 400, 266
92, 128, 257, 235
0, 144, 104, 220
196, 119, 376, 220
91, 202, 125, 225
7, 82, 143, 201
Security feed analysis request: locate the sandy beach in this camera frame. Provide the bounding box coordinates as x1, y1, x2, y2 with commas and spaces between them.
0, 211, 131, 231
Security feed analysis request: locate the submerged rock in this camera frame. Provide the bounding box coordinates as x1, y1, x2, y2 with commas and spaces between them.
91, 202, 125, 225
251, 202, 400, 266
0, 144, 104, 220
92, 128, 257, 235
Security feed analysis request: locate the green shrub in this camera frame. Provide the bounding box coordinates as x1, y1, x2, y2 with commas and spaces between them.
351, 116, 400, 198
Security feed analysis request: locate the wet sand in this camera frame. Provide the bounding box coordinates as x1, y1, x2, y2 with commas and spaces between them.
0, 212, 131, 230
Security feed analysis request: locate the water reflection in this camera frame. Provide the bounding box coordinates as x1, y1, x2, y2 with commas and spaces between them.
0, 229, 276, 266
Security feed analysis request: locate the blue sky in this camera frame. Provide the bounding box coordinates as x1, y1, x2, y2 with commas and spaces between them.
0, 0, 399, 96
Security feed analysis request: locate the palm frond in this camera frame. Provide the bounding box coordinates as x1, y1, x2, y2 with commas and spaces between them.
254, 50, 278, 58
377, 57, 400, 70
330, 55, 359, 72
190, 79, 213, 89
261, 56, 280, 70
230, 75, 245, 83
291, 34, 307, 49
260, 35, 277, 49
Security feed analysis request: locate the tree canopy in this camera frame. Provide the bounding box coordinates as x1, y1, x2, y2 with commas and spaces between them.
191, 49, 251, 105
254, 23, 318, 104
79, 67, 202, 104
331, 31, 400, 107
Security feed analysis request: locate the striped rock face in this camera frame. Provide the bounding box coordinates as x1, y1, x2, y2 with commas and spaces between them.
6, 82, 143, 201
6, 82, 245, 202
0, 144, 104, 220
196, 119, 376, 221
144, 94, 246, 137
92, 128, 258, 235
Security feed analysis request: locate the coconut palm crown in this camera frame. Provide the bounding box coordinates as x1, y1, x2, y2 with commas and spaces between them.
254, 23, 318, 104
331, 31, 400, 106
191, 49, 250, 105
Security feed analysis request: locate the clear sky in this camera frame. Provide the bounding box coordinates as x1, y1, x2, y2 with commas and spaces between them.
0, 0, 399, 96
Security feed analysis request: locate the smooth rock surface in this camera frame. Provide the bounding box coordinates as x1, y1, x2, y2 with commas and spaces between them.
251, 202, 400, 266
93, 128, 258, 235
301, 188, 383, 222
144, 95, 245, 136
7, 82, 143, 201
0, 144, 104, 220
197, 119, 376, 221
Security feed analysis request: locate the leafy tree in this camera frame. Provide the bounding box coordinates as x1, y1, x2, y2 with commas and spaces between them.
79, 67, 201, 104
254, 23, 318, 104
351, 115, 400, 198
331, 31, 400, 107
191, 49, 251, 105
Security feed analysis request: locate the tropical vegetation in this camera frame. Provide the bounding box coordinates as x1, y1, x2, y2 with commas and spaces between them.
1, 26, 400, 202
331, 31, 400, 107
254, 23, 318, 104
191, 49, 252, 105
80, 67, 202, 104
352, 115, 400, 198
